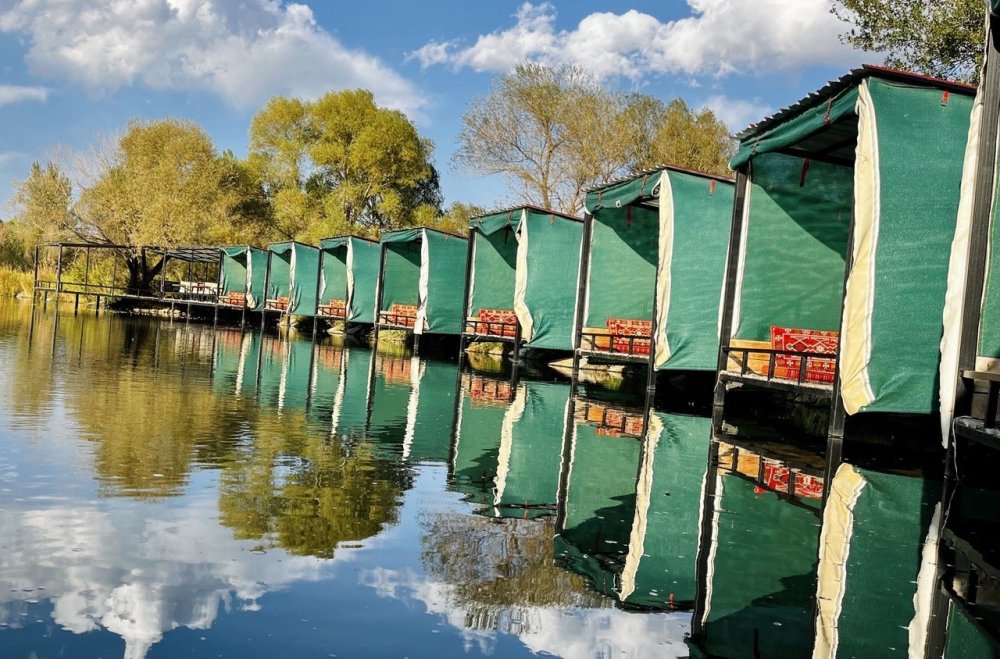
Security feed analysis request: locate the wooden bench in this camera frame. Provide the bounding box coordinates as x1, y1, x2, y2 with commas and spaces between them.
465, 308, 518, 338
219, 292, 246, 307
380, 303, 417, 329
318, 298, 347, 319
265, 296, 290, 312
581, 318, 652, 356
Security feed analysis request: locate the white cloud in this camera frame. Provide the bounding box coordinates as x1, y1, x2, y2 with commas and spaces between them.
410, 1, 862, 81
0, 84, 48, 106
702, 95, 772, 133
0, 0, 425, 116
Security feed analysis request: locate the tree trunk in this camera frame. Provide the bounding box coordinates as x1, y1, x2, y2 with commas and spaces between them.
110, 251, 166, 310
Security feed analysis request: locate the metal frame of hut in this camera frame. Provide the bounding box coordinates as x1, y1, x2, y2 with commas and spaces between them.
460, 205, 583, 358
572, 166, 735, 395
373, 227, 468, 347
316, 235, 381, 327
715, 66, 975, 472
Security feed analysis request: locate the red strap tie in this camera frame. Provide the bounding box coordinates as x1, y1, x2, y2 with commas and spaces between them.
800, 158, 811, 187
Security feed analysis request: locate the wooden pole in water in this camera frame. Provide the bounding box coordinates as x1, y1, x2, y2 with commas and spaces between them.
569, 213, 594, 396
371, 242, 388, 354
261, 250, 273, 332
312, 245, 324, 341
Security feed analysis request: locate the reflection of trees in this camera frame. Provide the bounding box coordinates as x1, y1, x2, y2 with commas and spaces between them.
4, 305, 249, 498
219, 411, 410, 558
420, 512, 606, 633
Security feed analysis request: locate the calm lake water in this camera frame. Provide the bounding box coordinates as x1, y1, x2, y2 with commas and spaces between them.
0, 300, 996, 658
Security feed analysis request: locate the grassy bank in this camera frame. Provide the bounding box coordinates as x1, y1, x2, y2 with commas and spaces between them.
0, 267, 33, 298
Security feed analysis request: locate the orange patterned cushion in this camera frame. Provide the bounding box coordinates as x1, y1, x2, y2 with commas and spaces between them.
319, 298, 347, 317
474, 308, 517, 337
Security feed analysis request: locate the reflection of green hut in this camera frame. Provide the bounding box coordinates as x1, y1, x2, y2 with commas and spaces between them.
265, 241, 321, 316
236, 332, 262, 398
814, 463, 941, 657
256, 336, 285, 408
365, 355, 417, 458
697, 447, 823, 658
493, 380, 569, 517
278, 338, 315, 412
332, 348, 375, 437
377, 228, 468, 335
619, 412, 710, 608
305, 344, 344, 426
719, 69, 974, 419
213, 331, 245, 395
404, 360, 458, 463
219, 246, 268, 311
464, 206, 583, 350
450, 374, 509, 506
317, 236, 380, 324
943, 601, 1000, 657
579, 167, 734, 368
561, 412, 642, 558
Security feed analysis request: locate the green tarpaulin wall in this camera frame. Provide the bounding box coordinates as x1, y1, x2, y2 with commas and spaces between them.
620, 412, 710, 607
701, 464, 821, 658
655, 171, 735, 370
452, 379, 506, 507
516, 209, 583, 351
319, 236, 380, 324
221, 246, 268, 311
815, 463, 941, 657
493, 380, 568, 517
220, 247, 249, 295
468, 223, 518, 320
733, 152, 852, 340
380, 228, 469, 335
267, 242, 321, 316
583, 204, 658, 332
944, 602, 1000, 657
730, 72, 973, 415
406, 360, 458, 463
562, 420, 641, 557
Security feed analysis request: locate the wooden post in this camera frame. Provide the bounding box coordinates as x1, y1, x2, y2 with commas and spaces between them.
32, 245, 39, 303
312, 245, 325, 340
712, 168, 749, 436
371, 242, 388, 354
458, 228, 476, 359
261, 249, 273, 332
570, 212, 595, 395
55, 244, 63, 295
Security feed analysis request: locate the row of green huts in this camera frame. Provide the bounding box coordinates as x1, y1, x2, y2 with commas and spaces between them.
37, 61, 1000, 455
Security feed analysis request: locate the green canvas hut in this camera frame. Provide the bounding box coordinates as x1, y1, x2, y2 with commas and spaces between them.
463, 206, 583, 351
716, 67, 975, 448
691, 442, 824, 658
578, 166, 734, 372
492, 379, 569, 518
317, 236, 380, 324
450, 373, 511, 507
219, 246, 268, 311
813, 463, 942, 658
264, 241, 321, 317
376, 227, 468, 336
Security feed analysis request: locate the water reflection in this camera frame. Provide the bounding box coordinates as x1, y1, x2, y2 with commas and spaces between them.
2, 300, 1000, 656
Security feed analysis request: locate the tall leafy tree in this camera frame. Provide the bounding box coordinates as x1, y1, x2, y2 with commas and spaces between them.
832, 0, 984, 82
454, 64, 734, 215
249, 89, 442, 241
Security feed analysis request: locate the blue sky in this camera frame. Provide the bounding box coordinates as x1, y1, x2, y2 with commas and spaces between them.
0, 0, 868, 216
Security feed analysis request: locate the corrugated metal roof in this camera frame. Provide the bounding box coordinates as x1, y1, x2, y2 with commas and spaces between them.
584, 164, 735, 196
471, 204, 581, 223
735, 65, 976, 141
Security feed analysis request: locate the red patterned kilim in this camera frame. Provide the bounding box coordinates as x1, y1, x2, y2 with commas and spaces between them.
607, 318, 652, 356
770, 326, 839, 384
754, 464, 824, 499
381, 303, 417, 328
319, 298, 347, 318
267, 296, 290, 311
220, 292, 246, 307
473, 308, 518, 337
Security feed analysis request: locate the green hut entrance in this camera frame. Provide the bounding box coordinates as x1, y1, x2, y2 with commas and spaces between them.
376, 227, 468, 336
317, 236, 380, 324
219, 246, 267, 311
578, 167, 734, 374
264, 241, 321, 317
716, 67, 974, 455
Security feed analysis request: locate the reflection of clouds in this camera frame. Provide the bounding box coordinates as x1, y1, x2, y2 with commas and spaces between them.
360, 567, 691, 658
0, 497, 338, 659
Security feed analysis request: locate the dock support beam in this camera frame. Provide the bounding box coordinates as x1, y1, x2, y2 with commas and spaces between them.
570, 212, 595, 396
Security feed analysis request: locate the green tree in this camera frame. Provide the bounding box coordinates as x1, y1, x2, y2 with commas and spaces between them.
832, 0, 984, 82
640, 99, 735, 176
5, 161, 75, 267
249, 90, 442, 240
75, 119, 268, 294
454, 64, 733, 215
